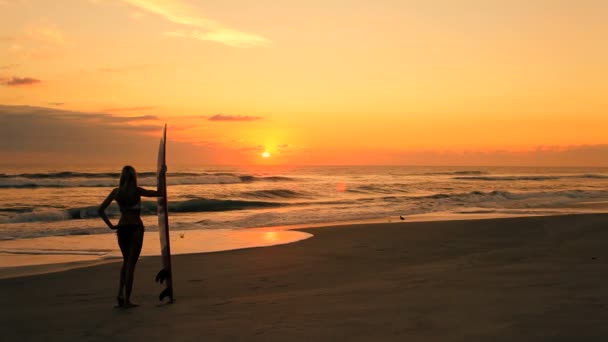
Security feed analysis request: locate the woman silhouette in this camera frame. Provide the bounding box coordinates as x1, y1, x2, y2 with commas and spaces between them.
98, 165, 165, 308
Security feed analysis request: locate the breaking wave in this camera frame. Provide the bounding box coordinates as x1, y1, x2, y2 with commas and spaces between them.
0, 198, 286, 224
0, 172, 296, 188
0, 171, 158, 179
454, 174, 608, 181
423, 170, 487, 176
239, 189, 307, 199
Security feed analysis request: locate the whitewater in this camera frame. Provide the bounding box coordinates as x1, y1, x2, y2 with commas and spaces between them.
1, 165, 608, 241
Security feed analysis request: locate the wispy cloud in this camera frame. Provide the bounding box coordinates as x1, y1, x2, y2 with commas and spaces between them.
121, 0, 270, 47
7, 43, 53, 60
0, 64, 19, 70
237, 144, 265, 152
24, 25, 69, 45
2, 25, 67, 61
104, 106, 156, 112
51, 111, 159, 124
1, 76, 41, 87
114, 124, 163, 132
276, 144, 291, 153
97, 64, 152, 73
164, 29, 270, 48
100, 114, 159, 123
208, 114, 262, 122
98, 67, 127, 73
0, 0, 28, 5
3, 25, 69, 45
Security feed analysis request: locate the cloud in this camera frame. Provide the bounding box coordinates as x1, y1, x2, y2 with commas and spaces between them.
130, 11, 148, 20
50, 111, 159, 124
48, 102, 65, 106
0, 25, 67, 61
164, 29, 270, 48
99, 114, 159, 123
0, 105, 163, 145
0, 64, 19, 70
114, 124, 164, 132
6, 43, 53, 60
103, 106, 156, 112
238, 144, 265, 152
2, 25, 68, 45
98, 67, 126, 73
276, 144, 293, 154
0, 106, 159, 127
1, 77, 41, 86
0, 0, 27, 5
208, 114, 262, 122
120, 0, 270, 47
97, 64, 153, 73
0, 105, 161, 166
98, 66, 141, 73
25, 25, 68, 45
122, 0, 211, 26
0, 105, 232, 167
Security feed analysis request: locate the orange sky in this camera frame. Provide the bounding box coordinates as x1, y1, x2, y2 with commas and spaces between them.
1, 0, 607, 166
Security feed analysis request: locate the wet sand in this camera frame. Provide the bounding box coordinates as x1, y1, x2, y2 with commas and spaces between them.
2, 214, 608, 341
0, 229, 313, 278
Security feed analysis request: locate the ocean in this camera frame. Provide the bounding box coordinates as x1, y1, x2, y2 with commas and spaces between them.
2, 165, 608, 241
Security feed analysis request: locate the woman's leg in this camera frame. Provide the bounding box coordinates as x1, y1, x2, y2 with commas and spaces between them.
124, 227, 144, 306
116, 231, 131, 306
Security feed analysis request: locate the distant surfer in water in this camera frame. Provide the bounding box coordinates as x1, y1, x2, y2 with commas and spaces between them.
98, 165, 166, 308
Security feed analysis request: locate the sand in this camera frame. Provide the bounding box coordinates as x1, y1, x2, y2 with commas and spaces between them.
0, 229, 313, 276
2, 213, 608, 341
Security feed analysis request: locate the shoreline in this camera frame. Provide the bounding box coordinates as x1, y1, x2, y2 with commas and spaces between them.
0, 212, 568, 279
1, 211, 606, 280
0, 228, 313, 279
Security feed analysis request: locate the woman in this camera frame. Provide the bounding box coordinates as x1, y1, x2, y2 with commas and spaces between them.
98, 165, 165, 308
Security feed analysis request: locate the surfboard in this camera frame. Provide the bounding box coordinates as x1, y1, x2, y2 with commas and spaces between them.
155, 124, 174, 303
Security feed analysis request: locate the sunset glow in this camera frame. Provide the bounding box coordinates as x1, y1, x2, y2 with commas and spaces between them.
1, 1, 607, 166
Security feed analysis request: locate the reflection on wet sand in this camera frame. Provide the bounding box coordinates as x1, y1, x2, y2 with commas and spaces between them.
0, 229, 312, 278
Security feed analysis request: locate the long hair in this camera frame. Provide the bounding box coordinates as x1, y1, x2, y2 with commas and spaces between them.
117, 165, 139, 206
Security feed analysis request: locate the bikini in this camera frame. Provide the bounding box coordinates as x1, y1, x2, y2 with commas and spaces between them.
116, 199, 144, 240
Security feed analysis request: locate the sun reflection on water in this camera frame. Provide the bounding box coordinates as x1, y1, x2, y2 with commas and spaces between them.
263, 231, 278, 242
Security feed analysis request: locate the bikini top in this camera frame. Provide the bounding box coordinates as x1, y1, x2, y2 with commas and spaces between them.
117, 196, 141, 214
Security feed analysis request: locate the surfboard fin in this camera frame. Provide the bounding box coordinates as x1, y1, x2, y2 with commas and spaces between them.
159, 287, 173, 302
155, 269, 172, 284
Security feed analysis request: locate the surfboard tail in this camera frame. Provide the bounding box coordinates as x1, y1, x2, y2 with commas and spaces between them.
155, 268, 172, 284
159, 287, 173, 302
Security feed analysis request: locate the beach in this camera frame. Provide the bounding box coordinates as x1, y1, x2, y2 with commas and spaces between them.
2, 213, 608, 341
3, 0, 608, 340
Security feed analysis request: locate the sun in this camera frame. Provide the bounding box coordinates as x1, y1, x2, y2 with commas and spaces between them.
261, 151, 271, 158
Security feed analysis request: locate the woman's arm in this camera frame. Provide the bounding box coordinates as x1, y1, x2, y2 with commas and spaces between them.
98, 188, 118, 229
138, 165, 167, 197
138, 187, 162, 197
